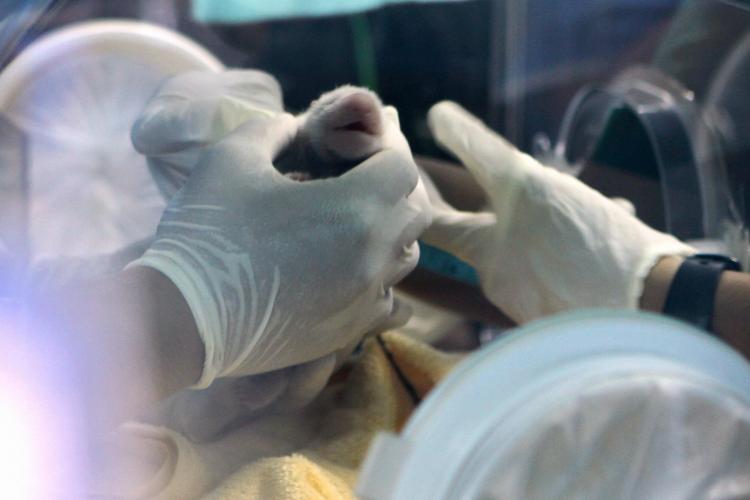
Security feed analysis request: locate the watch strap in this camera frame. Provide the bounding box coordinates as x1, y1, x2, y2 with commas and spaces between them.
662, 254, 740, 333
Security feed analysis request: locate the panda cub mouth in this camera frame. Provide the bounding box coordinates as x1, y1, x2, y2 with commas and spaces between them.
340, 121, 371, 133
273, 85, 385, 181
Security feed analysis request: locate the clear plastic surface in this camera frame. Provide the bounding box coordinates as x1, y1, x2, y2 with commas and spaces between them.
535, 67, 709, 241
0, 20, 222, 260
467, 373, 750, 499
358, 311, 750, 500
527, 1, 750, 260
699, 29, 750, 269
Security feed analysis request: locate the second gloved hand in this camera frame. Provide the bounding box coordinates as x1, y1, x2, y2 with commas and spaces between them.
131, 108, 430, 388
422, 101, 694, 324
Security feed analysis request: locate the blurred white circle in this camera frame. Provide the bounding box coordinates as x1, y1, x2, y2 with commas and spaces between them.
0, 20, 223, 259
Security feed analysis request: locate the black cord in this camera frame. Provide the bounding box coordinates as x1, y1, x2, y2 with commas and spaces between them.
375, 335, 421, 405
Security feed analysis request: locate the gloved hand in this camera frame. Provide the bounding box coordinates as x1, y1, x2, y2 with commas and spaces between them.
148, 297, 413, 442
422, 101, 695, 324
130, 98, 430, 389
131, 69, 285, 200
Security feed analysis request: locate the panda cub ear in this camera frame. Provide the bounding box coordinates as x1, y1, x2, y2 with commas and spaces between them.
304, 85, 384, 163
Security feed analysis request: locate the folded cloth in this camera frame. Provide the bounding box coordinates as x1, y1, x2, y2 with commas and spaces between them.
204, 331, 463, 499
96, 331, 463, 499
192, 0, 468, 24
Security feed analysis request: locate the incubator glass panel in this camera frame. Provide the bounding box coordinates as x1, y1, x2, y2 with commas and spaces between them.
2, 0, 748, 268
0, 2, 749, 498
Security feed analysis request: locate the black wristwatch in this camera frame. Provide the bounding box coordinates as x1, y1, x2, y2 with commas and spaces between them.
662, 254, 741, 334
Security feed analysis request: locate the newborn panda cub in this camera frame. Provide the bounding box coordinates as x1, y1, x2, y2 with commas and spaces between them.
274, 85, 385, 180
154, 86, 389, 443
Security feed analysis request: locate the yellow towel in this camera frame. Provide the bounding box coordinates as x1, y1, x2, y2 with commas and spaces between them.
202, 331, 463, 499
98, 331, 463, 499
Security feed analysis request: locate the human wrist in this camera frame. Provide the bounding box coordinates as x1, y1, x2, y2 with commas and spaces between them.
121, 266, 205, 394
639, 255, 684, 312
130, 239, 247, 388
713, 270, 750, 355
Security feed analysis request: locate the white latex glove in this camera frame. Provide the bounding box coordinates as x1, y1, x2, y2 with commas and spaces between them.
130, 103, 430, 388
422, 101, 695, 323
131, 69, 284, 200
148, 297, 412, 442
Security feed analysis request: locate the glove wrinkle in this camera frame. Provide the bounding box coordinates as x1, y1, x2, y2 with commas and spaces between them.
130, 70, 431, 387
424, 100, 695, 323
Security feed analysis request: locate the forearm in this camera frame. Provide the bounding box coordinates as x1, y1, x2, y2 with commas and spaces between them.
640, 256, 750, 357
714, 269, 750, 356
31, 267, 203, 431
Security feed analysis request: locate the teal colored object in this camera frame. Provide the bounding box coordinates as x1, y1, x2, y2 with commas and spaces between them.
417, 242, 479, 286
192, 0, 465, 23
349, 14, 378, 90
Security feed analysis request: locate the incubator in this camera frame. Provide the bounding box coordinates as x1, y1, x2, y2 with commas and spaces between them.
358, 311, 750, 499
0, 1, 749, 498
